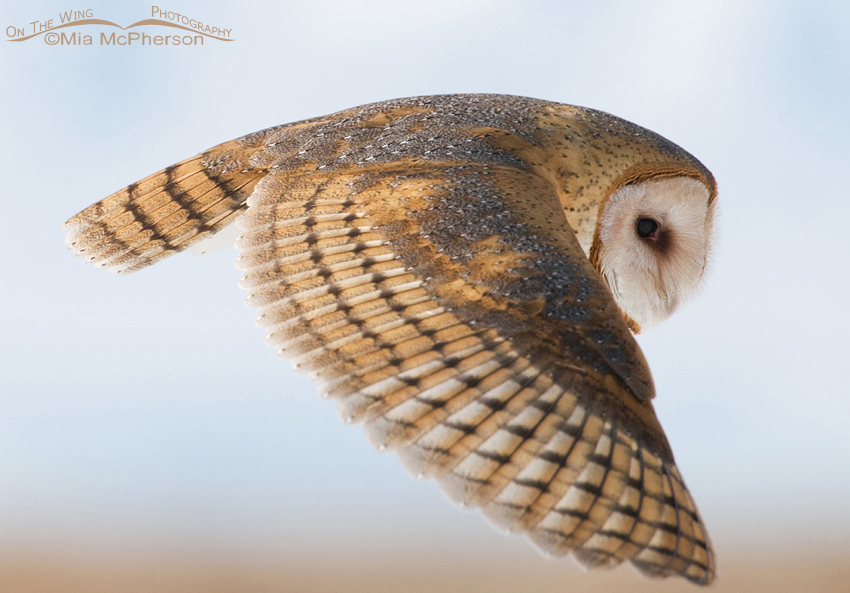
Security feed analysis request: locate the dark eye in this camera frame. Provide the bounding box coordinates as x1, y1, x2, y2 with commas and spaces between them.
636, 218, 658, 239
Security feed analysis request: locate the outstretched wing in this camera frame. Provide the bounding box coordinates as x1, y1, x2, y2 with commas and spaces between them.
62, 134, 273, 274
63, 96, 714, 585
234, 160, 713, 584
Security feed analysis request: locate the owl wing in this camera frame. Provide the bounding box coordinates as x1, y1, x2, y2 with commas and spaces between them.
64, 130, 714, 586
63, 136, 267, 273
235, 161, 714, 585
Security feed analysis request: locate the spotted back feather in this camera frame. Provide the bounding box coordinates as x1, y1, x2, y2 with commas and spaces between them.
64, 94, 716, 585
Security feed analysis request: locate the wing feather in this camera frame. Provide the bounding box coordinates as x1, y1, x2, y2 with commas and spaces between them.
230, 163, 713, 584
63, 133, 283, 274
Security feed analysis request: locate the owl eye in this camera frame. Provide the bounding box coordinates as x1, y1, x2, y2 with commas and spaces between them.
636, 217, 659, 239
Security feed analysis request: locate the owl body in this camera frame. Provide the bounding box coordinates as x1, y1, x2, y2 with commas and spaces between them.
65, 95, 717, 584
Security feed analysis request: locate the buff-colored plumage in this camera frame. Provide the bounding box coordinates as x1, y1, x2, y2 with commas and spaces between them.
64, 94, 717, 585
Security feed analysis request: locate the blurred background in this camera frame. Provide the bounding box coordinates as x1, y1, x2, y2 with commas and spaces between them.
1, 1, 848, 591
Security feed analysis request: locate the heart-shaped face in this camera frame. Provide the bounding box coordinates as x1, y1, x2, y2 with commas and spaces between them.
595, 176, 716, 332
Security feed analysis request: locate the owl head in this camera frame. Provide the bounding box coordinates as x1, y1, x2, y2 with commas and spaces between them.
592, 174, 717, 332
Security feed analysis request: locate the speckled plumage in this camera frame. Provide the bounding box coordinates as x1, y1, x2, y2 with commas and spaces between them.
64, 94, 717, 585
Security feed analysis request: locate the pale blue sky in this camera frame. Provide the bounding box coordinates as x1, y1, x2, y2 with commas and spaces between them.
1, 0, 849, 565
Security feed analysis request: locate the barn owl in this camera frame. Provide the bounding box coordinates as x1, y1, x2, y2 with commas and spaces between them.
64, 94, 717, 584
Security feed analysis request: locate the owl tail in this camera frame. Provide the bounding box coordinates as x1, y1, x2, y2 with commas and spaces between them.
63, 137, 269, 274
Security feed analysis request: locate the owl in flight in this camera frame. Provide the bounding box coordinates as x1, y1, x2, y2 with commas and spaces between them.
64, 95, 717, 584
